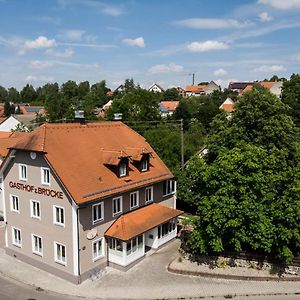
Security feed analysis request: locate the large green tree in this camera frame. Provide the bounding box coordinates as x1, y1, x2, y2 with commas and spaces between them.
179, 88, 300, 264
20, 84, 37, 102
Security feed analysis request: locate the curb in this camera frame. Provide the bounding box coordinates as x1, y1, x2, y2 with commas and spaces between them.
167, 258, 300, 282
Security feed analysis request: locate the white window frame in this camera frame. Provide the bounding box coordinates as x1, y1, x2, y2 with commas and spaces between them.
32, 234, 43, 256
92, 202, 104, 224
19, 164, 27, 181
163, 179, 176, 196
12, 227, 22, 248
41, 167, 50, 185
141, 158, 148, 172
10, 194, 19, 213
54, 242, 67, 266
92, 237, 104, 261
145, 186, 153, 204
112, 196, 123, 217
53, 205, 65, 227
30, 200, 41, 219
130, 191, 139, 210
119, 163, 127, 177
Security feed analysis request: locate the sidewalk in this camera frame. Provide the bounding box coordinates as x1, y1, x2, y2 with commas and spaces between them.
0, 239, 300, 299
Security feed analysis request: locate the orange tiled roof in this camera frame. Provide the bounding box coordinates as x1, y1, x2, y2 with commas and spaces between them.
0, 131, 28, 158
241, 82, 276, 94
105, 203, 183, 241
9, 122, 173, 204
160, 101, 179, 111
185, 85, 207, 93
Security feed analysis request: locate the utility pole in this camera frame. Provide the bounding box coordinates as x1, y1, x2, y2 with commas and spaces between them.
180, 119, 184, 169
192, 73, 195, 85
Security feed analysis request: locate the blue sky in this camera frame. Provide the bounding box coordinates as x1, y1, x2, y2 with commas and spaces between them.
0, 0, 300, 90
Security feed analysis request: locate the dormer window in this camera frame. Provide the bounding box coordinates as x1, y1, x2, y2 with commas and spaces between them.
140, 155, 149, 172
119, 159, 128, 177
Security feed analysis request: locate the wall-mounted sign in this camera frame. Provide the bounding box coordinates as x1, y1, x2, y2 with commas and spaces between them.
9, 181, 64, 199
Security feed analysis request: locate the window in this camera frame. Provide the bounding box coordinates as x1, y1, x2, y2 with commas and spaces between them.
141, 157, 148, 172
163, 179, 176, 196
92, 202, 104, 224
112, 196, 122, 216
126, 235, 143, 256
30, 200, 40, 219
93, 238, 104, 261
119, 162, 127, 177
130, 191, 139, 210
12, 227, 21, 247
53, 206, 65, 226
10, 195, 19, 213
19, 164, 27, 181
158, 219, 176, 239
145, 186, 153, 203
41, 167, 50, 185
32, 234, 42, 256
109, 238, 123, 256
54, 242, 66, 265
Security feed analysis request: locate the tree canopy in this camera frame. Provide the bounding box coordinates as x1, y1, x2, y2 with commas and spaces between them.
179, 88, 300, 264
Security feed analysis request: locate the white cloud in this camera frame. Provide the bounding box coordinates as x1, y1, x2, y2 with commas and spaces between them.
148, 63, 183, 74
57, 30, 85, 41
24, 36, 56, 49
45, 48, 74, 57
29, 60, 54, 69
259, 12, 273, 22
101, 4, 125, 16
258, 0, 300, 9
25, 75, 54, 82
294, 54, 300, 61
254, 64, 286, 72
214, 78, 239, 88
214, 68, 228, 76
175, 18, 252, 29
187, 40, 229, 52
123, 37, 145, 48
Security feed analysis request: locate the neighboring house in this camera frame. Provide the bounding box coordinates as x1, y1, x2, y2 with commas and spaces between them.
18, 105, 45, 116
228, 82, 255, 93
219, 98, 235, 113
176, 87, 186, 98
1, 122, 182, 284
97, 100, 113, 118
159, 101, 179, 117
0, 131, 27, 215
185, 81, 220, 97
242, 81, 283, 98
148, 84, 165, 93
0, 115, 36, 132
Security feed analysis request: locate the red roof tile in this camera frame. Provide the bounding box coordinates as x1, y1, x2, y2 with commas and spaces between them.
105, 203, 183, 241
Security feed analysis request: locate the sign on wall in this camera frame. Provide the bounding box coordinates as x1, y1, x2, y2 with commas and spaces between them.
9, 181, 64, 199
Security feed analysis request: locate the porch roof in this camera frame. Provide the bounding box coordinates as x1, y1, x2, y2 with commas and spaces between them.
105, 203, 183, 241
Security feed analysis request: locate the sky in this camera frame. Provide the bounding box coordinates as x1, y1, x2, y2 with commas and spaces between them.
0, 0, 300, 90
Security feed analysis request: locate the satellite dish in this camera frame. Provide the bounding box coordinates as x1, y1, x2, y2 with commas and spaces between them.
30, 152, 36, 160
86, 228, 98, 240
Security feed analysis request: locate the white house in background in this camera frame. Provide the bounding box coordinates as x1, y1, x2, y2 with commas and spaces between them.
185, 81, 220, 97
0, 115, 36, 132
159, 101, 179, 118
148, 84, 165, 93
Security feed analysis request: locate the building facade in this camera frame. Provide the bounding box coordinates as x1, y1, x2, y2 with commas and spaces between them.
1, 122, 182, 284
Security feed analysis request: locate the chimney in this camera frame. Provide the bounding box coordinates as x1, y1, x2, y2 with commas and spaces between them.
113, 113, 123, 121
74, 110, 85, 124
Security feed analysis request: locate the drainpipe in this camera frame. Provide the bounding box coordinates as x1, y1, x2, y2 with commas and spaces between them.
77, 208, 81, 283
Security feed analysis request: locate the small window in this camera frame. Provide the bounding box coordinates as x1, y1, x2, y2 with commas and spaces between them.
130, 191, 139, 210
54, 206, 65, 226
93, 238, 104, 261
92, 202, 104, 224
12, 227, 21, 247
54, 242, 66, 265
41, 167, 50, 185
141, 158, 148, 172
119, 162, 127, 177
10, 195, 19, 213
30, 200, 40, 219
19, 164, 27, 181
112, 196, 122, 216
32, 234, 43, 256
163, 179, 176, 196
145, 186, 153, 204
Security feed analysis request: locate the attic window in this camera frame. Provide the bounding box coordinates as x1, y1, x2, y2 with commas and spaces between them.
141, 156, 149, 172
119, 160, 128, 178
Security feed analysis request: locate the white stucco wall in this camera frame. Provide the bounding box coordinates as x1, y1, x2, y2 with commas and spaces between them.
0, 117, 21, 132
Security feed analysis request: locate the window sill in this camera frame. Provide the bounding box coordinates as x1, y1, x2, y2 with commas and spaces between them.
54, 222, 65, 228
92, 219, 104, 225
31, 216, 41, 220
130, 205, 139, 211
162, 192, 176, 197
11, 210, 20, 214
55, 260, 66, 266
145, 200, 153, 205
33, 251, 43, 257
93, 255, 104, 262
113, 212, 122, 217
12, 243, 22, 248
